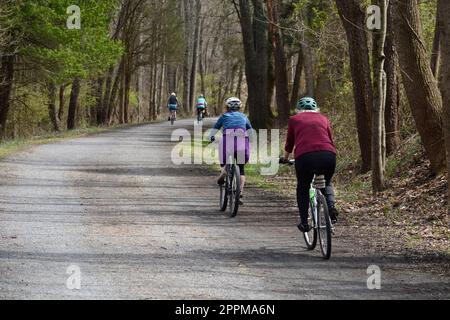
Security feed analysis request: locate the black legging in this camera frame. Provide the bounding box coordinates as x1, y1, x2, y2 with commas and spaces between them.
295, 151, 336, 223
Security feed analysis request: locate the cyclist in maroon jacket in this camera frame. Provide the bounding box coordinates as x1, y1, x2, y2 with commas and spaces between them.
281, 97, 339, 233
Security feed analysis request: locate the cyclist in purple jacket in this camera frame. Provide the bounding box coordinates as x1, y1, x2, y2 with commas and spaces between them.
209, 97, 253, 205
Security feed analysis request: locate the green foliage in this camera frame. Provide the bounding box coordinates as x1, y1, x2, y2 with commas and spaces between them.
418, 0, 438, 55
293, 0, 331, 32
18, 0, 123, 83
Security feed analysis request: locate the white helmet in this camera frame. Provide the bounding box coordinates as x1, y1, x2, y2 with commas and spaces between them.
226, 97, 242, 111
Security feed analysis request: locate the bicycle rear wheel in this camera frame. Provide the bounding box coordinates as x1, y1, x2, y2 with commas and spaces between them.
317, 193, 332, 260
171, 115, 175, 125
303, 204, 317, 250
228, 164, 241, 218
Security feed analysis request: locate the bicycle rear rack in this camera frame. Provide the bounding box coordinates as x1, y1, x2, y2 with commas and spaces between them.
312, 175, 326, 189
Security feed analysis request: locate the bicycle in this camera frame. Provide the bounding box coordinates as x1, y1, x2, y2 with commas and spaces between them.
197, 109, 205, 124
170, 111, 176, 126
218, 155, 241, 218
283, 159, 334, 260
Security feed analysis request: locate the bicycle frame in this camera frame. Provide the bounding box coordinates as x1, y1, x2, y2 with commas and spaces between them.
309, 186, 319, 229
310, 178, 335, 234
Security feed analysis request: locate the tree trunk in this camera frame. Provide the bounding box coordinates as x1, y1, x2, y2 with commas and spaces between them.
157, 62, 165, 120
67, 78, 81, 130
124, 68, 130, 124
199, 18, 206, 97
166, 64, 177, 94
118, 71, 125, 124
235, 65, 244, 98
102, 67, 114, 123
189, 0, 201, 114
238, 0, 271, 129
47, 81, 59, 132
109, 59, 124, 123
301, 42, 315, 97
0, 55, 14, 139
336, 0, 373, 173
439, 0, 450, 209
385, 3, 401, 156
267, 0, 290, 125
431, 0, 444, 79
392, 0, 445, 174
371, 0, 388, 192
182, 0, 193, 114
95, 78, 104, 125
290, 49, 304, 110
58, 84, 66, 123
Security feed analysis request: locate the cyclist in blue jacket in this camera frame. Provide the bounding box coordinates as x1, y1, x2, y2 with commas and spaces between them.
196, 94, 208, 120
209, 97, 252, 205
167, 93, 179, 121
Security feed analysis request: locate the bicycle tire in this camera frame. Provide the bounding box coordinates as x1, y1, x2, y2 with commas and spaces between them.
171, 115, 175, 125
303, 203, 317, 250
219, 182, 228, 212
317, 193, 332, 260
229, 164, 241, 218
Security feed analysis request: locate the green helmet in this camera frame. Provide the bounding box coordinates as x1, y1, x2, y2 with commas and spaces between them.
297, 97, 318, 111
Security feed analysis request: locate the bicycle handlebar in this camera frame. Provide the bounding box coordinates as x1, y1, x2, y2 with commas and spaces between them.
279, 158, 295, 165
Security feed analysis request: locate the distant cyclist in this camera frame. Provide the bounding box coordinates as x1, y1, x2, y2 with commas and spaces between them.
209, 97, 252, 205
167, 92, 179, 121
280, 97, 339, 233
196, 94, 207, 120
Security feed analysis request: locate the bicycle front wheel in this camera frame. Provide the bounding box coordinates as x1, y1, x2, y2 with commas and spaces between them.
229, 164, 241, 218
219, 182, 228, 212
317, 193, 332, 260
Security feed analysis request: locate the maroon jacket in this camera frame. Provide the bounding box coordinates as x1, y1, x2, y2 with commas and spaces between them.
285, 112, 337, 159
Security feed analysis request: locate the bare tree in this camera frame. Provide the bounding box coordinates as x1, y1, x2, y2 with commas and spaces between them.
336, 0, 373, 172
431, 0, 445, 79
267, 0, 290, 125
371, 0, 389, 192
439, 0, 450, 208
385, 2, 401, 156
234, 0, 271, 129
392, 0, 446, 174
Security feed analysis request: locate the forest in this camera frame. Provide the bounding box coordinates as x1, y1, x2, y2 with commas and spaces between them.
0, 0, 449, 212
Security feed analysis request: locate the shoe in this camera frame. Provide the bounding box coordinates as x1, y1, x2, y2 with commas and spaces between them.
239, 194, 244, 205
217, 173, 226, 185
329, 207, 339, 224
297, 222, 311, 233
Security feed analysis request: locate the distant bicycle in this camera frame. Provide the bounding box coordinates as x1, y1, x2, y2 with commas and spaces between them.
170, 112, 176, 125
282, 159, 334, 259
197, 109, 205, 124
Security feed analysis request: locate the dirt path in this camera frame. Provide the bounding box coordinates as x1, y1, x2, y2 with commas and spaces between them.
0, 119, 448, 299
